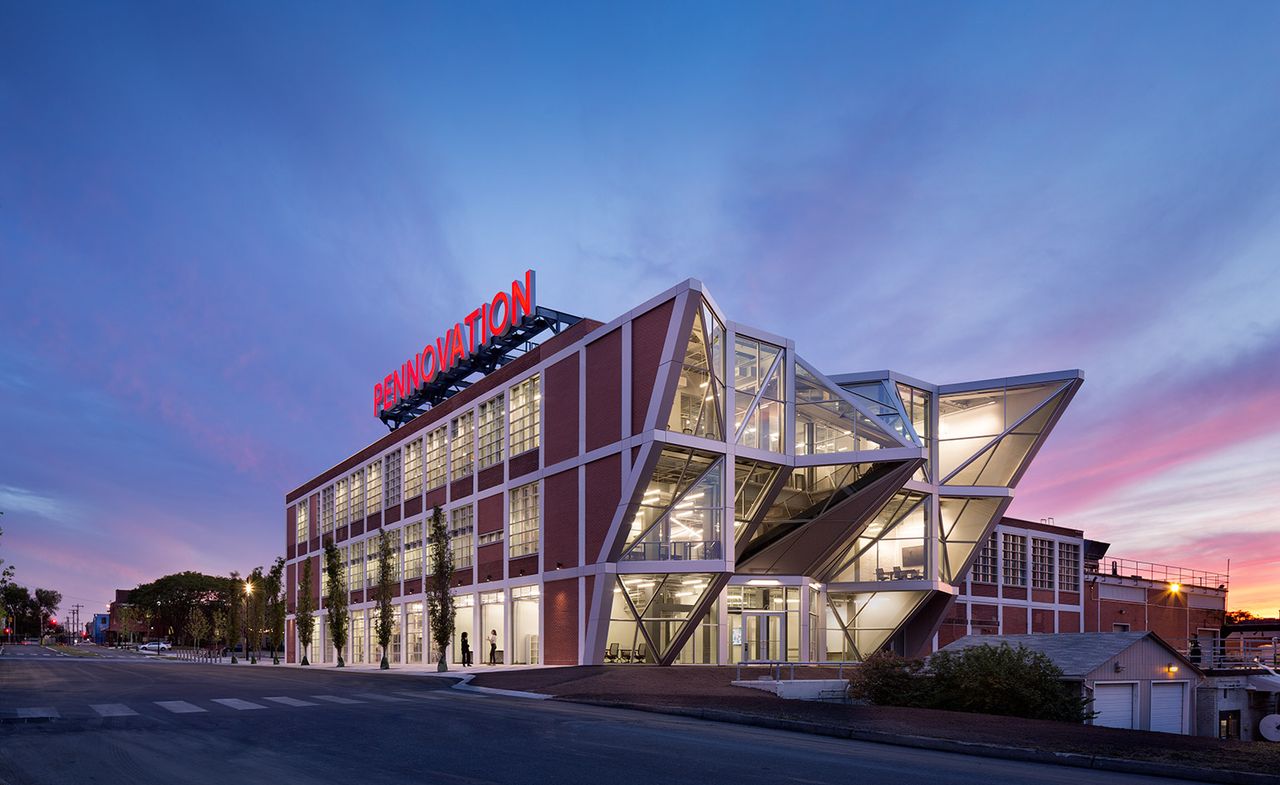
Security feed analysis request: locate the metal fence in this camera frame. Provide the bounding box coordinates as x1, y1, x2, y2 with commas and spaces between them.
1086, 556, 1228, 591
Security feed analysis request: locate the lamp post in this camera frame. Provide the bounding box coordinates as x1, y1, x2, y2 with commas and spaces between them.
244, 581, 255, 664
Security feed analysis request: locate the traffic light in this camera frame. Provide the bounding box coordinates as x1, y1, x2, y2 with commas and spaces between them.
3, 628, 10, 635
49, 617, 58, 626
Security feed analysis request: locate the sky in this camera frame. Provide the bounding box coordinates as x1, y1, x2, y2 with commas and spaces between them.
2, 3, 1278, 618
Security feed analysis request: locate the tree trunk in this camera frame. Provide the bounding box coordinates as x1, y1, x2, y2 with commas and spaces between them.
380, 653, 389, 670
437, 654, 448, 673
337, 654, 345, 668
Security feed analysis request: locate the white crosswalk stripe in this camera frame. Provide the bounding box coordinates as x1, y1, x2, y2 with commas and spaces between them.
16, 707, 59, 718
91, 703, 138, 717
155, 700, 205, 714
262, 696, 317, 707
311, 694, 363, 704
211, 698, 267, 710
351, 692, 407, 702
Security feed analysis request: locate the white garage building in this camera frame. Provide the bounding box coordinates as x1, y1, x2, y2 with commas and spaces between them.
939, 631, 1201, 734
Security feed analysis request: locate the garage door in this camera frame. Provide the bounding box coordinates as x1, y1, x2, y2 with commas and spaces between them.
1150, 683, 1186, 734
1093, 683, 1135, 729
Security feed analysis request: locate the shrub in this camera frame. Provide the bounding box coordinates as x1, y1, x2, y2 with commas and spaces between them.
848, 650, 930, 706
928, 643, 1093, 723
849, 644, 1093, 723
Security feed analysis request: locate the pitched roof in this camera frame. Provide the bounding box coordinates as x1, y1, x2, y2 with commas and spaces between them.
936, 632, 1174, 677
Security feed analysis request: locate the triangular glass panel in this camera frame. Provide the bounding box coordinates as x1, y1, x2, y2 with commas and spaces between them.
1001, 382, 1068, 432
624, 448, 719, 551
826, 590, 930, 660
943, 387, 1070, 487
641, 573, 718, 659
733, 459, 781, 543
667, 299, 725, 439
624, 459, 724, 561
829, 491, 928, 583
937, 496, 1003, 581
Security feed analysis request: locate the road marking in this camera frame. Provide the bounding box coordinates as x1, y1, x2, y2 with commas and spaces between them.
17, 707, 60, 718
155, 701, 206, 714
392, 690, 446, 700
311, 695, 363, 704
211, 698, 267, 711
91, 703, 138, 717
351, 692, 408, 702
262, 696, 317, 707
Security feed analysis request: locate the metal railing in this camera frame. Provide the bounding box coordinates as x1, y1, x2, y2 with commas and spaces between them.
1165, 637, 1277, 669
1086, 556, 1228, 591
175, 647, 225, 664
734, 660, 855, 682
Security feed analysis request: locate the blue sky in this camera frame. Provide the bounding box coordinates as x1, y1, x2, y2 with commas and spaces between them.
2, 3, 1278, 614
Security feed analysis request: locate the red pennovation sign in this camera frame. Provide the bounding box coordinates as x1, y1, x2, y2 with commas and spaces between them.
374, 270, 537, 416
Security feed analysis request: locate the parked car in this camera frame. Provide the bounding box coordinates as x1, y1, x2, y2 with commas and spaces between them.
137, 641, 172, 653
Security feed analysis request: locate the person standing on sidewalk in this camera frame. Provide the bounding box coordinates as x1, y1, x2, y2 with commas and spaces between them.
487, 629, 498, 666
460, 631, 472, 667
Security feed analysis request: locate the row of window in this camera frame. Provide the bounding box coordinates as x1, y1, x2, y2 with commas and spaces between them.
971, 533, 1081, 592
308, 481, 541, 584
307, 375, 540, 535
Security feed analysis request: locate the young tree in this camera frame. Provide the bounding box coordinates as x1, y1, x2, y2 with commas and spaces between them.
115, 604, 137, 646
265, 557, 286, 665
211, 607, 228, 653
296, 558, 315, 666
186, 606, 211, 652
0, 527, 15, 589
375, 529, 394, 669
227, 571, 242, 663
245, 566, 265, 664
323, 542, 349, 667
425, 506, 455, 672
34, 588, 61, 645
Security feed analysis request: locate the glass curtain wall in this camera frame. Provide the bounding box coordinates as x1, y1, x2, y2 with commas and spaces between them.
510, 585, 540, 664
606, 573, 716, 664
733, 336, 785, 451
451, 594, 474, 665
667, 299, 725, 439
830, 491, 928, 583
406, 602, 424, 664
727, 586, 800, 663
480, 590, 505, 664
351, 609, 366, 664
623, 448, 723, 561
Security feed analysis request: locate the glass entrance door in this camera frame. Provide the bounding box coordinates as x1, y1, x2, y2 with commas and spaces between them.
742, 611, 785, 662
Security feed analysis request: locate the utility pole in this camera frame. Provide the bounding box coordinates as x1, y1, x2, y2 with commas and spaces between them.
70, 604, 83, 643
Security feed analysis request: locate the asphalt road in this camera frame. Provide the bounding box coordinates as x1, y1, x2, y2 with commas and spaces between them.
0, 654, 1193, 785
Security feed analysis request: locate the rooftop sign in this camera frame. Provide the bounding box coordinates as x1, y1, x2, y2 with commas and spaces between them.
375, 269, 537, 419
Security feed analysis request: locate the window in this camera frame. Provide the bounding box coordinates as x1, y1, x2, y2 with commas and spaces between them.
1112, 622, 1130, 632
508, 482, 540, 557
384, 450, 402, 509
478, 530, 502, 547
403, 523, 423, 581
349, 469, 365, 524
733, 336, 785, 452
404, 439, 423, 499
1058, 542, 1080, 592
348, 540, 364, 593
1002, 533, 1026, 587
450, 506, 474, 570
321, 485, 335, 535
365, 540, 378, 589
335, 478, 348, 530
509, 375, 541, 455
666, 299, 726, 439
365, 461, 382, 512
478, 395, 505, 469
424, 426, 447, 490
451, 412, 474, 479
295, 501, 309, 545
1032, 538, 1054, 589
971, 534, 997, 583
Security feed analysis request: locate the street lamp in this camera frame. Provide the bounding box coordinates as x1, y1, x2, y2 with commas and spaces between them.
243, 581, 253, 660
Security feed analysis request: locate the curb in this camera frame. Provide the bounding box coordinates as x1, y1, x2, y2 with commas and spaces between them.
564, 700, 1280, 785
449, 674, 553, 700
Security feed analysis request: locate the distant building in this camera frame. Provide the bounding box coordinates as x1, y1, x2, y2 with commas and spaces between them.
107, 589, 145, 643
939, 631, 1201, 734
89, 613, 110, 644
936, 517, 1227, 656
